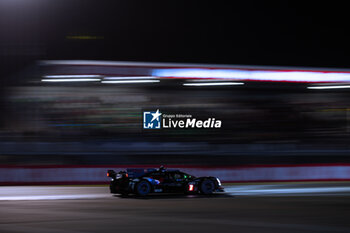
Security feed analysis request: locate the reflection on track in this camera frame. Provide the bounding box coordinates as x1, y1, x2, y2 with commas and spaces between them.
225, 183, 350, 196
0, 194, 110, 201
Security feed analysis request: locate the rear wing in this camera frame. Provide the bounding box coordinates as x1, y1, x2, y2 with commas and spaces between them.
126, 168, 157, 178
107, 167, 161, 179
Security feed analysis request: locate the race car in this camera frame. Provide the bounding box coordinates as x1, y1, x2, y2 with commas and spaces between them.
107, 166, 224, 196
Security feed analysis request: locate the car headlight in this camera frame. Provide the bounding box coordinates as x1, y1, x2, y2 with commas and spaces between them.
216, 178, 221, 186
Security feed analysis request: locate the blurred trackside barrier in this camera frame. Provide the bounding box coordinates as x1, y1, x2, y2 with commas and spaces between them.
0, 164, 350, 185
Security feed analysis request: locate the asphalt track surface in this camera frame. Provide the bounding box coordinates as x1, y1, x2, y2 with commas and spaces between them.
1, 183, 350, 233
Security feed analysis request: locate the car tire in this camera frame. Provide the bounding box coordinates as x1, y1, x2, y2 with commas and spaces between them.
135, 180, 151, 196
200, 179, 215, 194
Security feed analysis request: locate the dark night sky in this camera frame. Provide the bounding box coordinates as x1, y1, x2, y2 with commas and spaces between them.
46, 1, 350, 67
1, 0, 350, 79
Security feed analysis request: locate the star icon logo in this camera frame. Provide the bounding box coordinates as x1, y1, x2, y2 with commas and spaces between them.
151, 109, 162, 122
143, 109, 162, 129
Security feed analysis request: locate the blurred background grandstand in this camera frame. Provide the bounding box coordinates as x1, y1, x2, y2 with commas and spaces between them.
2, 60, 350, 167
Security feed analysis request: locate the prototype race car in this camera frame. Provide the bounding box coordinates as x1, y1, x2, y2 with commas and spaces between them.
107, 166, 224, 196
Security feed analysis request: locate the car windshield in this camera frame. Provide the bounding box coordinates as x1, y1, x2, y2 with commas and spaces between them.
182, 172, 195, 179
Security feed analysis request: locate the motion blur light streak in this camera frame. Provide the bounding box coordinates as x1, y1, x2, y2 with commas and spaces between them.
307, 85, 350, 89
40, 60, 350, 83
41, 78, 101, 82
101, 80, 160, 84
43, 75, 102, 78
183, 82, 244, 86
103, 76, 156, 80
154, 68, 350, 82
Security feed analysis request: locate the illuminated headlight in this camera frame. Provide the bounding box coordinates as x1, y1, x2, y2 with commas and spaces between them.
216, 178, 221, 186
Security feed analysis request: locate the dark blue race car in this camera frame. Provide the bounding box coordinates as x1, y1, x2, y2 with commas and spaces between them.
107, 166, 224, 196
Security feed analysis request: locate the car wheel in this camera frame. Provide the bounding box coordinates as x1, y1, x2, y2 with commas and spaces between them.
200, 179, 215, 194
135, 180, 151, 196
